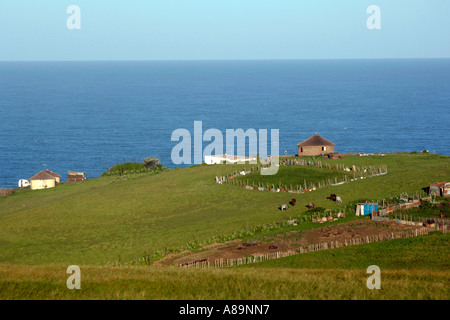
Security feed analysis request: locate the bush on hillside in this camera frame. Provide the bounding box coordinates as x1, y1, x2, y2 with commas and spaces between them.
102, 157, 168, 176
143, 157, 161, 169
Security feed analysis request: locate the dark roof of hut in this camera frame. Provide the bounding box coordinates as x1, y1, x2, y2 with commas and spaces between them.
297, 133, 335, 147
43, 169, 61, 178
29, 171, 57, 181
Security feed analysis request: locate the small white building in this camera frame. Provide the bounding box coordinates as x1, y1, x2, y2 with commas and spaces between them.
29, 171, 58, 190
204, 154, 257, 165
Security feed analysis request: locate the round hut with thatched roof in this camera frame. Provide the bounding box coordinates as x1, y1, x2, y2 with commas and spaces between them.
29, 170, 58, 190
297, 133, 335, 156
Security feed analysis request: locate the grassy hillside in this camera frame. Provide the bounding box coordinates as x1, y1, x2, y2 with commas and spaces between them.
244, 231, 450, 270
0, 153, 449, 266
234, 165, 349, 188
1, 233, 448, 299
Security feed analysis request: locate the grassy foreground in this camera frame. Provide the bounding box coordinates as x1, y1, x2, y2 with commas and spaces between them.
1, 266, 447, 300
1, 233, 448, 299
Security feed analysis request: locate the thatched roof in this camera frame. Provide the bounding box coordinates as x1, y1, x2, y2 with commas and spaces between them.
43, 169, 61, 178
297, 133, 335, 147
29, 171, 57, 181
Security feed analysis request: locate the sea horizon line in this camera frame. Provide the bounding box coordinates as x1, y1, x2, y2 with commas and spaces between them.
1, 57, 450, 63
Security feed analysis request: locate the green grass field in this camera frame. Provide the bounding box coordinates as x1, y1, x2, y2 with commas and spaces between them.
0, 152, 449, 299
1, 233, 448, 300
244, 231, 450, 270
234, 164, 349, 189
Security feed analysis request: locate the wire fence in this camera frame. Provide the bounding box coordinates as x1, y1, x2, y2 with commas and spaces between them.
215, 163, 388, 194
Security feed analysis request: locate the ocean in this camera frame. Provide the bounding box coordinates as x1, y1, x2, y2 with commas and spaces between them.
0, 59, 449, 188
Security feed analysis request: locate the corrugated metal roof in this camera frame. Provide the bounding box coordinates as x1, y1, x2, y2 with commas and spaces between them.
430, 181, 447, 187
68, 171, 86, 176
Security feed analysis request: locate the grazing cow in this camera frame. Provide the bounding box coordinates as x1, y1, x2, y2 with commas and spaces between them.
280, 204, 290, 211
307, 202, 315, 209
289, 198, 296, 206
330, 194, 337, 201
336, 196, 342, 204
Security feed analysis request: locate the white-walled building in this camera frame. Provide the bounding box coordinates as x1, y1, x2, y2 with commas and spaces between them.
204, 154, 257, 165
29, 170, 60, 190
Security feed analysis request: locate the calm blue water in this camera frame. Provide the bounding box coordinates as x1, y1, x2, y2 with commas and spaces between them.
0, 59, 449, 188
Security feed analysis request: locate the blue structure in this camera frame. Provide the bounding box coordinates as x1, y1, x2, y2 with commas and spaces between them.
356, 203, 379, 216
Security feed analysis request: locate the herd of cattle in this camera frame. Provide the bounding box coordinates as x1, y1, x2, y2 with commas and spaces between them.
279, 193, 342, 211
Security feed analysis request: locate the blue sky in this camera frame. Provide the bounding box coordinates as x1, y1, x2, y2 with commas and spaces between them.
0, 0, 449, 60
